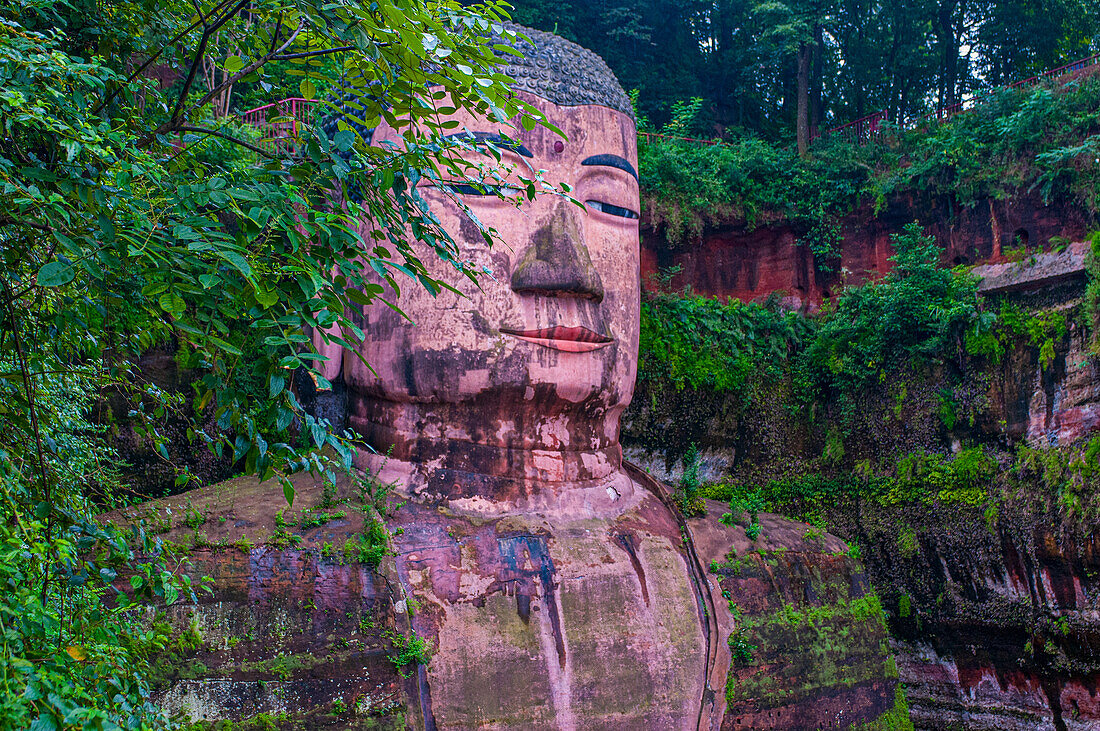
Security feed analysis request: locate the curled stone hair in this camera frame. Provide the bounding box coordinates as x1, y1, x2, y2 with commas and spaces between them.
493, 23, 633, 119
322, 23, 632, 142
320, 25, 631, 200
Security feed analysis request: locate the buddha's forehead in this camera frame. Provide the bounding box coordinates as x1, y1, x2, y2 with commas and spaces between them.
377, 91, 637, 171
510, 91, 637, 160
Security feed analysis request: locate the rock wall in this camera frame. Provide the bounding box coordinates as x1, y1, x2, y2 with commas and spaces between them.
111, 472, 901, 729
623, 246, 1100, 729
640, 192, 1092, 308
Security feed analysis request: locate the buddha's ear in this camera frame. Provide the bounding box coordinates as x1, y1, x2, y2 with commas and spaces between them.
309, 320, 345, 387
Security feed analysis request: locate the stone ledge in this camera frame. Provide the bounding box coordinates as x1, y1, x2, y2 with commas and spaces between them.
972, 241, 1089, 295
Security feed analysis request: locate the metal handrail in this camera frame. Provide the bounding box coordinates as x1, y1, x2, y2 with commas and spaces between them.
240, 97, 318, 152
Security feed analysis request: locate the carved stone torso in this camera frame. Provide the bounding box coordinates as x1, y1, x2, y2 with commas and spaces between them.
380, 462, 710, 730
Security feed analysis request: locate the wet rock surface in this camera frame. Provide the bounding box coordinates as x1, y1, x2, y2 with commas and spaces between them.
640, 192, 1090, 308
110, 470, 898, 729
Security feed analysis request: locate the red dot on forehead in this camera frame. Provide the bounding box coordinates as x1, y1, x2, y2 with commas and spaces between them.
553, 140, 565, 153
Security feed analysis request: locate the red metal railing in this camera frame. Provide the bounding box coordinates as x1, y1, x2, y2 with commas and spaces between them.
917, 51, 1100, 126
245, 52, 1100, 152
241, 97, 317, 152
811, 110, 888, 143
639, 131, 722, 146
1010, 51, 1100, 90
930, 53, 1100, 128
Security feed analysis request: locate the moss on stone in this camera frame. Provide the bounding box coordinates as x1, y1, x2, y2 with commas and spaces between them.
726, 592, 893, 708
849, 685, 915, 731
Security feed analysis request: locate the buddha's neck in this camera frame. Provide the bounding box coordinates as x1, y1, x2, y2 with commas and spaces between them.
347, 398, 624, 492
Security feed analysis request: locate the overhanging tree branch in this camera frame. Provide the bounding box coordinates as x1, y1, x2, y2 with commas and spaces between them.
178, 125, 278, 158
272, 45, 355, 60
185, 20, 305, 116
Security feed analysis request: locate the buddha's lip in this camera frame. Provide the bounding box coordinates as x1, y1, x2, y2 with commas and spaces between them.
500, 326, 613, 352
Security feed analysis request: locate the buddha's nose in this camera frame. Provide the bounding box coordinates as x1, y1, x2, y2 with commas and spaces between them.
510, 200, 605, 301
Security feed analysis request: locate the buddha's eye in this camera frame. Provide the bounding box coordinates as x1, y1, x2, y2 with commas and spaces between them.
586, 199, 639, 220
449, 182, 503, 196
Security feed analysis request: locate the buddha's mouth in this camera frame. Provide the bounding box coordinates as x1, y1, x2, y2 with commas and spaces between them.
500, 326, 613, 352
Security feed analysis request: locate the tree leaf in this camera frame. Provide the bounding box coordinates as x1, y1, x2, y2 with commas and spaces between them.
36, 261, 74, 287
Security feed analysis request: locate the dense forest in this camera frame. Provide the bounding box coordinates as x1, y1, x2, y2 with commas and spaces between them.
510, 0, 1100, 147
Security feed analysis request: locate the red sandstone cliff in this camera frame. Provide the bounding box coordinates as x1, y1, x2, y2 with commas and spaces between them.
641, 191, 1092, 308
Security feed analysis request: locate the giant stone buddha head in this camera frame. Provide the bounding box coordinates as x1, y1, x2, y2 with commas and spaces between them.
320, 26, 641, 497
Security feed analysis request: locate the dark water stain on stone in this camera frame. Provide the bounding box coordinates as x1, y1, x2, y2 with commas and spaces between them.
613, 531, 649, 607
498, 534, 566, 668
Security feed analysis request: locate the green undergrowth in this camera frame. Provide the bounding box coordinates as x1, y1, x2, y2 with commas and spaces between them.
641, 224, 1013, 409
640, 73, 1100, 260
704, 447, 999, 526
181, 706, 406, 731
704, 435, 1100, 528
849, 685, 915, 731
726, 589, 894, 708
639, 222, 1096, 453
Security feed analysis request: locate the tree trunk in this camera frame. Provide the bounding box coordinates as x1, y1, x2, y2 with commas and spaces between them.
797, 41, 811, 157
936, 0, 959, 109
811, 24, 824, 135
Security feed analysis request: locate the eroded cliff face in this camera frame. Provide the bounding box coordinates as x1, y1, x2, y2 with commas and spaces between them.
112, 470, 900, 729
623, 245, 1100, 729
640, 192, 1092, 308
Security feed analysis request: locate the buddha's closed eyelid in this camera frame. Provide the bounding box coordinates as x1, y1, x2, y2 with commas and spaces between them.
586, 200, 639, 219
447, 182, 506, 196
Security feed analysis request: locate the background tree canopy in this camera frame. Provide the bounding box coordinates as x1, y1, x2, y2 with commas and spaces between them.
508, 0, 1100, 143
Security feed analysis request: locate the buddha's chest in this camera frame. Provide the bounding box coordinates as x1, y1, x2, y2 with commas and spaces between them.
390, 494, 707, 730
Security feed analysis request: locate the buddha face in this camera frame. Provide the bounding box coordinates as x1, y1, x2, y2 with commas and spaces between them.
336, 91, 640, 459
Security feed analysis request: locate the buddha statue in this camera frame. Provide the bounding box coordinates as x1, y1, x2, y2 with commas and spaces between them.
312, 24, 730, 730
113, 24, 896, 731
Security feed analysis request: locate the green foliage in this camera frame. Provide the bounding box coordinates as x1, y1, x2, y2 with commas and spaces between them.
1085, 231, 1100, 354
675, 444, 706, 516
849, 684, 914, 731
1013, 435, 1100, 521
0, 367, 204, 729
639, 290, 811, 394
515, 0, 1098, 153
706, 447, 998, 526
639, 135, 876, 254
995, 303, 1068, 370
298, 509, 347, 530
638, 77, 1100, 253
0, 0, 546, 724
728, 628, 757, 665
343, 518, 390, 567
385, 630, 433, 678
641, 224, 982, 438
803, 224, 980, 404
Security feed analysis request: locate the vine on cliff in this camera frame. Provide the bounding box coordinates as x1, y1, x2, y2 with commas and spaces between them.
640, 74, 1100, 262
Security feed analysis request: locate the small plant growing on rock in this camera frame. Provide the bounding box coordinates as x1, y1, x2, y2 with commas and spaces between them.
386, 629, 433, 678
675, 444, 706, 517
342, 518, 389, 566
183, 503, 206, 529
745, 522, 761, 541
728, 629, 756, 665
268, 510, 302, 549
176, 617, 203, 654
